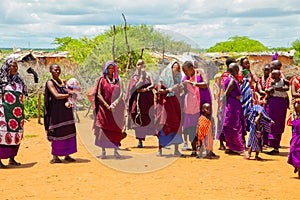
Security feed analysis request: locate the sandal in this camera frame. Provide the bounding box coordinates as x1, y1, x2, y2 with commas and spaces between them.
266, 149, 279, 155
50, 157, 62, 164
294, 167, 298, 174
218, 145, 226, 151
255, 156, 263, 161
137, 141, 143, 148
205, 152, 220, 159
174, 150, 183, 157
0, 160, 7, 169
156, 150, 162, 157
8, 158, 21, 166
114, 151, 121, 159
64, 156, 76, 162
225, 149, 240, 155
190, 151, 197, 157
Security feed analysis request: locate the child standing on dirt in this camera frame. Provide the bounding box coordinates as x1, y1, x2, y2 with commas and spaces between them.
196, 103, 219, 159
245, 105, 274, 160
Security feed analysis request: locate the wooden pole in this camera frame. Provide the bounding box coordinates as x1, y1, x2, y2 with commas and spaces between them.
162, 40, 165, 66
37, 92, 42, 124
140, 48, 144, 59
122, 13, 131, 78
112, 25, 116, 62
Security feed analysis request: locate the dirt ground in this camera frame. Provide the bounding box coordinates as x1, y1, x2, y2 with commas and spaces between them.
1, 109, 299, 200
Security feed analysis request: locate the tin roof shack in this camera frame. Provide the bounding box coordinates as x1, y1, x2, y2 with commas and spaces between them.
7, 51, 77, 93
246, 51, 295, 78
33, 51, 77, 69
204, 51, 297, 79
8, 51, 77, 69
151, 51, 219, 80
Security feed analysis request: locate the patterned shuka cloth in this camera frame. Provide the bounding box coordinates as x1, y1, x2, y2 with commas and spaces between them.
0, 83, 25, 145
247, 105, 272, 151
0, 58, 26, 146
197, 115, 211, 145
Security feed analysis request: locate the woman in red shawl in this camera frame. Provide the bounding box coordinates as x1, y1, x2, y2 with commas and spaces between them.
155, 61, 183, 156
94, 61, 125, 159
125, 59, 155, 148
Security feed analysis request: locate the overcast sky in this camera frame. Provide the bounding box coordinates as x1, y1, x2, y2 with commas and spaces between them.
1, 0, 300, 49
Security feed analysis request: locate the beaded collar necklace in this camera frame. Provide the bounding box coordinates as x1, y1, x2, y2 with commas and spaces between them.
52, 78, 64, 87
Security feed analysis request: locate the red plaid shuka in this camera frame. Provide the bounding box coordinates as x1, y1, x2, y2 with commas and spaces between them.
197, 115, 211, 145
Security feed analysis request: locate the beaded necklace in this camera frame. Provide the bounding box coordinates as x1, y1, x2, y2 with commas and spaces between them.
52, 78, 64, 87
106, 76, 115, 85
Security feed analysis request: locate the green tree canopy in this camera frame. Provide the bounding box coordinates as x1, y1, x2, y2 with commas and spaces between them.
292, 39, 300, 52
206, 36, 268, 52
52, 24, 194, 90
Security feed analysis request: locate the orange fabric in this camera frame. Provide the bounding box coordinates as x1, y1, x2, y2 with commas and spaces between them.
197, 115, 211, 145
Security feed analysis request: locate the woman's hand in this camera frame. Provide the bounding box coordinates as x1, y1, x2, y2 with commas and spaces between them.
137, 88, 150, 93
257, 131, 261, 138
110, 104, 115, 112
110, 101, 118, 112
183, 80, 192, 85
158, 89, 169, 95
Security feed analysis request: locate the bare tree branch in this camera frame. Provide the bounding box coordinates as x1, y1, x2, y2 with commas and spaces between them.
140, 48, 144, 59
112, 25, 116, 62
122, 13, 131, 77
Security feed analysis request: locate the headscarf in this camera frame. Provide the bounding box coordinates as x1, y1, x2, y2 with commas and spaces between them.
0, 58, 28, 96
159, 61, 182, 97
102, 61, 119, 81
272, 52, 279, 61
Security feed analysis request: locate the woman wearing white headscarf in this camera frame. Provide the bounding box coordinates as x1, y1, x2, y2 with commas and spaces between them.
0, 58, 27, 168
155, 61, 183, 156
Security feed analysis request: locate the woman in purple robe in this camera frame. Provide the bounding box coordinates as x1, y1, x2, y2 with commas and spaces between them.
265, 60, 289, 155
94, 61, 125, 159
287, 102, 300, 178
216, 58, 237, 150
0, 58, 28, 168
221, 63, 247, 155
125, 59, 155, 148
44, 64, 77, 164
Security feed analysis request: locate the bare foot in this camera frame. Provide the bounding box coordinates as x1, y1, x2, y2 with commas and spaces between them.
244, 155, 250, 160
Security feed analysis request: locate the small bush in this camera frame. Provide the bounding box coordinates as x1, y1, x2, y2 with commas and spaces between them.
24, 94, 44, 119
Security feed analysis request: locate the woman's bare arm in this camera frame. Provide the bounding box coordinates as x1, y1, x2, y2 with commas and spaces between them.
46, 80, 68, 100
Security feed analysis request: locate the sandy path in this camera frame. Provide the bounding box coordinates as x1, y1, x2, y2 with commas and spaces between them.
0, 110, 299, 200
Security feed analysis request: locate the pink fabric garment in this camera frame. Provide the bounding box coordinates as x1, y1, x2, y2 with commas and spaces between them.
184, 75, 200, 114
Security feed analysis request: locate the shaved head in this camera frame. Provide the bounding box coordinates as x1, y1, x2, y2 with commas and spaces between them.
270, 60, 282, 70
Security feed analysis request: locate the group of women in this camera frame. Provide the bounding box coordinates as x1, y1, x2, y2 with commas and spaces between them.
0, 56, 299, 178
215, 57, 299, 177
95, 59, 216, 158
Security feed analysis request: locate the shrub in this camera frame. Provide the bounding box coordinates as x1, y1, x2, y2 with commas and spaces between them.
24, 94, 44, 119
